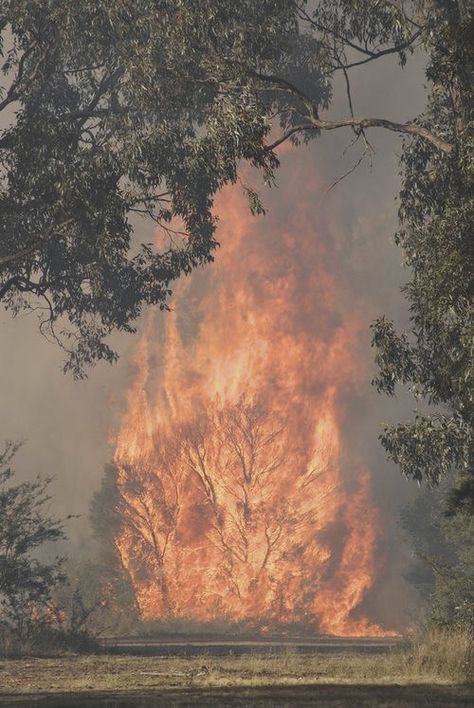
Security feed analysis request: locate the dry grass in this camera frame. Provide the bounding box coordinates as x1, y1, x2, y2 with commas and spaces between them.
403, 629, 474, 682
0, 640, 472, 697
0, 633, 472, 705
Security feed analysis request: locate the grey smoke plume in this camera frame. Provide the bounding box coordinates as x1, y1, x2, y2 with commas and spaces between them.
0, 50, 426, 626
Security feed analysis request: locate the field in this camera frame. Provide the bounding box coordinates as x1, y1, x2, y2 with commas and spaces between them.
0, 639, 473, 707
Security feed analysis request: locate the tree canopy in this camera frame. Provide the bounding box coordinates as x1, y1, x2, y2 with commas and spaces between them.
371, 0, 473, 513
1, 0, 457, 376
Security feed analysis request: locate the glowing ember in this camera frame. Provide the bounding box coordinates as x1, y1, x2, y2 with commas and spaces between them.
113, 165, 395, 636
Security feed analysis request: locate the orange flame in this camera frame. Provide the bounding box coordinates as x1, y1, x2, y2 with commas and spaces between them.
113, 163, 396, 636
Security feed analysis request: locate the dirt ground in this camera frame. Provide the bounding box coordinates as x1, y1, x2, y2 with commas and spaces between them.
0, 653, 472, 706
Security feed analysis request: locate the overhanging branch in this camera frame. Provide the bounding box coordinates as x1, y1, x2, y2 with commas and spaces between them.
266, 116, 453, 154
313, 116, 453, 153
252, 67, 453, 154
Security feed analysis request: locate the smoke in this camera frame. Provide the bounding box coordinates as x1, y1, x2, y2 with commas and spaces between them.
0, 51, 426, 626
114, 126, 412, 631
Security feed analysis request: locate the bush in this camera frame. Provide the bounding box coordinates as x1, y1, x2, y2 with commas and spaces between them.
0, 443, 68, 643
401, 478, 474, 634
0, 621, 98, 658
0, 443, 99, 657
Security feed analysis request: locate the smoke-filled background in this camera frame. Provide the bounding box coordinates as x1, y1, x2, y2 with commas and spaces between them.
0, 55, 426, 631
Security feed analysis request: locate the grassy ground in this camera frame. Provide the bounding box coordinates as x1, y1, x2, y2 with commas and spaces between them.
0, 647, 473, 706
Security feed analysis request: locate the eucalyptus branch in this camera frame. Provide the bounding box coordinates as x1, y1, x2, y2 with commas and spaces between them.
338, 28, 424, 70
0, 43, 37, 112
266, 114, 453, 154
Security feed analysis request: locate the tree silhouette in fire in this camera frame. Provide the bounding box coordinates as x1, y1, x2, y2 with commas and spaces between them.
115, 397, 332, 623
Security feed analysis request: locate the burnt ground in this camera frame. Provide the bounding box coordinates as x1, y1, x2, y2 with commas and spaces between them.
99, 635, 403, 656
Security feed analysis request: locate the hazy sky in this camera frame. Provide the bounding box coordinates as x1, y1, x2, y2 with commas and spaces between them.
0, 45, 426, 601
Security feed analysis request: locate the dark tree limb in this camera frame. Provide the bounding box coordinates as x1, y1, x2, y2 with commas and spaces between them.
0, 276, 20, 299
338, 28, 423, 70
294, 1, 424, 63
0, 43, 37, 113
266, 116, 453, 154
249, 65, 453, 154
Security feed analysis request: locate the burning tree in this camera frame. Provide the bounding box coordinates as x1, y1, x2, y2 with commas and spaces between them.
111, 396, 379, 631
109, 173, 394, 636
176, 400, 323, 618
117, 440, 184, 617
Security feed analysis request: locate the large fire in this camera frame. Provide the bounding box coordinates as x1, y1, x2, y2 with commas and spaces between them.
113, 161, 395, 636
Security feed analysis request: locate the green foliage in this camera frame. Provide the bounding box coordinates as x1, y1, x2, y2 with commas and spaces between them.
0, 442, 66, 641
1, 1, 451, 376
0, 1, 302, 375
0, 443, 106, 655
372, 1, 474, 512
379, 414, 469, 487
